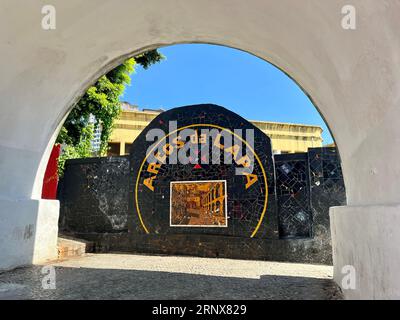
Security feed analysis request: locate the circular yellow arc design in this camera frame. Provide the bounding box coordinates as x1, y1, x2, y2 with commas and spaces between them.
134, 124, 268, 238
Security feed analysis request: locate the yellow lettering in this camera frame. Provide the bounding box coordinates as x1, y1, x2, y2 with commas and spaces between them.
190, 130, 198, 144
154, 152, 166, 163
236, 154, 251, 168
244, 173, 258, 189
225, 144, 240, 160
214, 133, 225, 149
147, 162, 161, 174
199, 133, 207, 144
162, 143, 173, 155
172, 136, 185, 149
144, 176, 156, 191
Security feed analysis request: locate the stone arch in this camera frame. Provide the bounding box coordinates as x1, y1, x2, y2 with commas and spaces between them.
0, 1, 399, 299
34, 41, 339, 202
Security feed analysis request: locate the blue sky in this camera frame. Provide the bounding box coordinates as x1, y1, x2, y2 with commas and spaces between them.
122, 44, 333, 144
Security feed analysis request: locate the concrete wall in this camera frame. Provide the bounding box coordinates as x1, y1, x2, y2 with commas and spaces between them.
0, 0, 399, 298
331, 205, 400, 299
0, 199, 59, 271
58, 147, 344, 265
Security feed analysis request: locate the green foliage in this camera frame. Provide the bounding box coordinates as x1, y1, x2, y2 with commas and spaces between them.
57, 125, 95, 177
56, 49, 164, 176
135, 50, 165, 69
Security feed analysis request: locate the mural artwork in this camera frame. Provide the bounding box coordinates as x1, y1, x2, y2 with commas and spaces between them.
170, 181, 227, 227
57, 104, 345, 263
129, 104, 279, 239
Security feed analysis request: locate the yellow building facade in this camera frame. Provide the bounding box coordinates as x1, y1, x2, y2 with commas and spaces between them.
108, 103, 323, 156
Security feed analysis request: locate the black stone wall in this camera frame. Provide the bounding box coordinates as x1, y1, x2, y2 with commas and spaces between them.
128, 104, 278, 239
58, 105, 346, 264
274, 147, 346, 264
275, 153, 312, 238
58, 156, 130, 233
308, 147, 346, 263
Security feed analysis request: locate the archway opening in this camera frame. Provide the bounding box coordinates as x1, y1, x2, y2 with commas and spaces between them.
41, 43, 346, 299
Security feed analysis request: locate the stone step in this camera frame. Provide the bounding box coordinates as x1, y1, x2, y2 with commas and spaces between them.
57, 236, 94, 259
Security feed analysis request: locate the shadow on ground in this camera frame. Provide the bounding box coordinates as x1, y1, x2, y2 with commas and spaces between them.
0, 265, 342, 300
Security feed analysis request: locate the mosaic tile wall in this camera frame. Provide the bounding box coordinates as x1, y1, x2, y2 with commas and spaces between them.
58, 105, 346, 263
308, 147, 346, 250
274, 148, 346, 240
58, 156, 130, 233
275, 153, 312, 238
128, 104, 279, 239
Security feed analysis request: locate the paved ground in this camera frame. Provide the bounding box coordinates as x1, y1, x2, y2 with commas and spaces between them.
0, 254, 342, 300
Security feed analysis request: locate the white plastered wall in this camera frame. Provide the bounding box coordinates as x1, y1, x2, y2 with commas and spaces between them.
0, 0, 399, 298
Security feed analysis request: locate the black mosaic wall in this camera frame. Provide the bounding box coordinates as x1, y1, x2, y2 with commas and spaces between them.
58, 105, 346, 264
128, 104, 278, 239
58, 156, 130, 233
274, 147, 346, 264
308, 147, 346, 244
274, 147, 346, 242
275, 153, 312, 239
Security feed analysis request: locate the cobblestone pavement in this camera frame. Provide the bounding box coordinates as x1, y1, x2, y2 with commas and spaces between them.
0, 254, 342, 300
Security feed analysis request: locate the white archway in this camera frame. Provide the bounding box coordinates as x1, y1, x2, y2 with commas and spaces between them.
0, 0, 399, 299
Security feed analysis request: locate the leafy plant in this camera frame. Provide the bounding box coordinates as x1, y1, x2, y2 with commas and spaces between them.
56, 49, 164, 176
